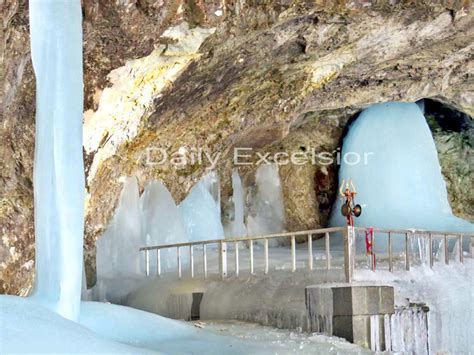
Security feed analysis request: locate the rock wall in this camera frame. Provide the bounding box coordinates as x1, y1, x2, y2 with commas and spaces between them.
1, 1, 473, 294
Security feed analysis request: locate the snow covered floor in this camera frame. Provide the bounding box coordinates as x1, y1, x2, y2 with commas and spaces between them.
0, 295, 366, 354
0, 296, 144, 354
193, 320, 369, 354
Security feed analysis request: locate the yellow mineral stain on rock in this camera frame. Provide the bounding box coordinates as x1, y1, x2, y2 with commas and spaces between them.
83, 23, 215, 186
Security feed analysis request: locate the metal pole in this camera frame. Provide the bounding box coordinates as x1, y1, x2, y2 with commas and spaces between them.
405, 233, 410, 271
177, 246, 182, 279
203, 244, 207, 279
291, 235, 296, 272
220, 241, 227, 279
235, 241, 239, 277
190, 245, 194, 278
308, 234, 313, 271
325, 232, 330, 270
459, 235, 463, 263
444, 234, 449, 265
388, 232, 393, 273
145, 250, 150, 276
343, 226, 355, 283
249, 240, 254, 275
429, 233, 433, 269
264, 239, 269, 274
157, 249, 161, 276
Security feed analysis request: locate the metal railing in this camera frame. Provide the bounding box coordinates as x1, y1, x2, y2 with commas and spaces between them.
353, 227, 474, 272
139, 226, 474, 283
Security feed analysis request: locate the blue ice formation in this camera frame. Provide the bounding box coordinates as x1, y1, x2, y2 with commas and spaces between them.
140, 180, 188, 270
96, 177, 142, 280
329, 102, 473, 240
246, 164, 286, 242
29, 0, 84, 320
179, 175, 225, 242
225, 169, 247, 238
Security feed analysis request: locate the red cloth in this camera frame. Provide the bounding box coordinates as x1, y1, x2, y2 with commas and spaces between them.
365, 227, 376, 268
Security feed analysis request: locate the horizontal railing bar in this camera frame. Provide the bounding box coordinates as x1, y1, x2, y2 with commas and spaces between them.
139, 226, 474, 251
139, 226, 346, 251
354, 227, 474, 237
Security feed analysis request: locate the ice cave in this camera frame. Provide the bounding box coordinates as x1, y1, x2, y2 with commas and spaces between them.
1, 1, 473, 354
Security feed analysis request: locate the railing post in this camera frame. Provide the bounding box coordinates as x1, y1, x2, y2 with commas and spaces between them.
177, 246, 182, 279
157, 249, 161, 276
190, 245, 194, 278
388, 232, 393, 272
444, 234, 449, 265
325, 232, 331, 270
405, 233, 410, 271
219, 241, 227, 279
249, 240, 254, 275
203, 244, 208, 279
308, 234, 313, 271
235, 242, 239, 277
145, 250, 150, 276
371, 230, 376, 272
291, 235, 296, 272
264, 239, 269, 274
459, 235, 463, 263
429, 233, 433, 269
343, 226, 355, 283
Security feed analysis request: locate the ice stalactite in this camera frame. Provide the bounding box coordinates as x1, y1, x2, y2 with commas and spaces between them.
29, 0, 84, 321
246, 164, 286, 245
330, 102, 473, 249
140, 180, 188, 270
179, 174, 225, 242
96, 177, 142, 280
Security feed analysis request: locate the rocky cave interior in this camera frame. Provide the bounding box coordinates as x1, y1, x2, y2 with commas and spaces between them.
1, 1, 473, 297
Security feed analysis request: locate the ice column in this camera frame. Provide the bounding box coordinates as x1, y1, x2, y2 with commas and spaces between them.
329, 102, 473, 249
246, 164, 286, 243
29, 0, 84, 320
230, 169, 247, 237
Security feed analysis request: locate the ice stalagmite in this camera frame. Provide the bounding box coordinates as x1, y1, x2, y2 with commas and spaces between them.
330, 102, 473, 247
29, 0, 84, 320
179, 175, 225, 242
96, 177, 142, 279
140, 181, 188, 270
